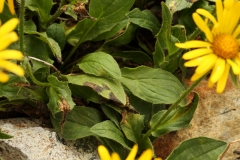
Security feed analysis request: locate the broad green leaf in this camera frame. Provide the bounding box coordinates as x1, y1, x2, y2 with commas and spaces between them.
93, 17, 128, 41
51, 106, 102, 140
120, 113, 144, 143
127, 90, 165, 128
69, 84, 101, 103
67, 0, 134, 45
67, 74, 126, 105
166, 0, 192, 14
24, 20, 37, 32
91, 120, 131, 149
25, 0, 53, 26
47, 75, 75, 115
153, 2, 172, 68
25, 31, 62, 63
0, 75, 28, 101
120, 66, 185, 104
166, 137, 227, 160
46, 23, 66, 50
0, 130, 13, 139
78, 52, 121, 79
101, 104, 121, 128
10, 35, 54, 72
109, 51, 152, 64
150, 93, 199, 137
126, 8, 160, 35
103, 23, 138, 47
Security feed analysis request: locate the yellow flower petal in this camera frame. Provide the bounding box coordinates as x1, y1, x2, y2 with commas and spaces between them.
0, 0, 4, 13
209, 58, 225, 83
175, 40, 211, 49
0, 71, 9, 82
155, 158, 163, 160
7, 0, 15, 14
216, 0, 223, 24
208, 80, 215, 88
191, 71, 207, 81
195, 54, 217, 74
0, 60, 24, 76
0, 18, 19, 36
224, 0, 234, 10
226, 59, 240, 74
184, 57, 204, 67
226, 2, 240, 34
98, 145, 111, 160
126, 145, 138, 160
0, 32, 18, 51
233, 25, 240, 38
196, 9, 217, 25
0, 50, 23, 60
138, 149, 153, 160
182, 48, 212, 60
111, 152, 121, 160
216, 63, 230, 93
193, 13, 213, 42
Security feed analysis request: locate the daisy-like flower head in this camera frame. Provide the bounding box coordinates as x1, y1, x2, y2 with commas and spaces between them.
175, 0, 240, 93
0, 0, 15, 14
97, 144, 162, 160
0, 18, 24, 82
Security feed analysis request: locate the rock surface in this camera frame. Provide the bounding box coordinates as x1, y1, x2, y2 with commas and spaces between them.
0, 118, 100, 160
154, 79, 240, 160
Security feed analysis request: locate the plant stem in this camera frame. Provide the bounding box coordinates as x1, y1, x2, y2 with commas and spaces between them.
143, 76, 204, 138
46, 0, 67, 26
25, 60, 51, 87
19, 0, 25, 54
63, 39, 82, 66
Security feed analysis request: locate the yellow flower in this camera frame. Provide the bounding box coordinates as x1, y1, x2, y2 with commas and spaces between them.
0, 0, 15, 15
175, 0, 240, 93
0, 18, 24, 82
97, 144, 162, 160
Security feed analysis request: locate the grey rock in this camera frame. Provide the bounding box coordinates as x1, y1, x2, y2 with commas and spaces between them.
0, 118, 100, 160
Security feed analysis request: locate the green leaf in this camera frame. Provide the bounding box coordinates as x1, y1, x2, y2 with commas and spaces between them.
166, 137, 227, 160
0, 75, 28, 101
70, 84, 101, 103
120, 113, 144, 143
46, 23, 66, 50
93, 17, 128, 41
91, 120, 131, 149
120, 66, 185, 104
47, 75, 75, 115
67, 0, 134, 45
25, 31, 62, 63
78, 52, 121, 79
24, 20, 37, 32
127, 90, 165, 128
101, 104, 121, 128
0, 130, 13, 139
103, 23, 138, 47
150, 93, 199, 137
51, 106, 102, 140
10, 35, 54, 72
25, 0, 53, 26
126, 8, 160, 35
153, 2, 172, 68
166, 0, 192, 14
67, 74, 126, 105
64, 4, 78, 20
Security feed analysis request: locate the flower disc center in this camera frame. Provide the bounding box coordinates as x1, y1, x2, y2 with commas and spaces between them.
212, 34, 239, 59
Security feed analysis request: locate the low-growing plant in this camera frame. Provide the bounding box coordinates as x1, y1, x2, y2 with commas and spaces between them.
0, 0, 239, 159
